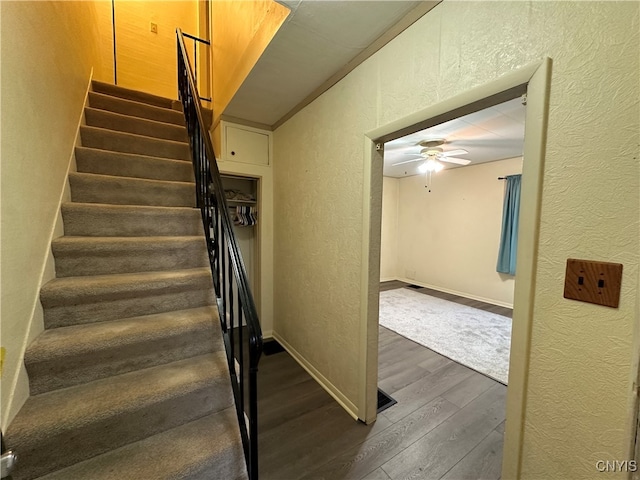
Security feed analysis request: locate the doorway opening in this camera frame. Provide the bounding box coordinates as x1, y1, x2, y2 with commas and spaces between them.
374, 95, 525, 476
359, 59, 551, 479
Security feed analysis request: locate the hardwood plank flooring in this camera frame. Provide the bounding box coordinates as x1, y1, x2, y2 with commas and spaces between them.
258, 283, 508, 479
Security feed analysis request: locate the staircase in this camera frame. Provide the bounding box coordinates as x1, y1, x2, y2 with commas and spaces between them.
5, 81, 248, 480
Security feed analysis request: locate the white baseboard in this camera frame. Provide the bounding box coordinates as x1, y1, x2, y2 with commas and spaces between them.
394, 277, 514, 309
272, 332, 360, 421
380, 277, 397, 282
261, 330, 274, 340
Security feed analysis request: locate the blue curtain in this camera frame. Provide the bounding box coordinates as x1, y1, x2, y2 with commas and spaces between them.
496, 174, 521, 275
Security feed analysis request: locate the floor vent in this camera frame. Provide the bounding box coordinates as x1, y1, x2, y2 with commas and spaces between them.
377, 388, 397, 413
263, 340, 285, 356
406, 284, 422, 289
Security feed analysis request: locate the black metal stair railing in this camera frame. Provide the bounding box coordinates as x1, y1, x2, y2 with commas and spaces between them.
176, 28, 263, 480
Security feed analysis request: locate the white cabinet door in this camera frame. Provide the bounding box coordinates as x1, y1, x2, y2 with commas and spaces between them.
225, 125, 270, 166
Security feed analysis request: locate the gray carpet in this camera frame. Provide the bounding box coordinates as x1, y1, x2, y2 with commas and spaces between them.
379, 288, 512, 384
6, 80, 246, 480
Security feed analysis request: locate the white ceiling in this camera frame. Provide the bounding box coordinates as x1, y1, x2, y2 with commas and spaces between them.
223, 0, 427, 127
383, 97, 527, 178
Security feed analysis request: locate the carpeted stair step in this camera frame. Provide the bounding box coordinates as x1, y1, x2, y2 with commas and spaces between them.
92, 80, 181, 111
40, 268, 214, 328
88, 91, 185, 126
52, 236, 208, 277
80, 126, 190, 160
37, 408, 247, 480
75, 146, 194, 182
61, 203, 203, 237
84, 108, 189, 143
69, 172, 196, 207
25, 306, 220, 395
6, 353, 232, 480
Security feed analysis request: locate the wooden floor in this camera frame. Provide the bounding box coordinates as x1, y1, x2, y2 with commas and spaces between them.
258, 284, 509, 480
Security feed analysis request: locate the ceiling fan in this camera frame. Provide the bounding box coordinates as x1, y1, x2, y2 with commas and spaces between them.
392, 139, 471, 169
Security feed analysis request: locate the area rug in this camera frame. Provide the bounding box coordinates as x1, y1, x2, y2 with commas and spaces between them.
379, 288, 512, 384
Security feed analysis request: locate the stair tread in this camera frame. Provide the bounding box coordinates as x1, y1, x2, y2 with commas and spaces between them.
88, 91, 185, 125
63, 202, 199, 213
61, 203, 203, 237
84, 107, 188, 142
8, 352, 229, 445
69, 171, 195, 187
80, 125, 191, 161
40, 267, 212, 307
37, 408, 247, 480
75, 146, 191, 164
52, 235, 205, 248
81, 124, 188, 145
91, 81, 180, 110
27, 306, 218, 362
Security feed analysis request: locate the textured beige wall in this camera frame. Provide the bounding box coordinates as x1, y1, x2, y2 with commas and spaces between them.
108, 1, 198, 99
273, 1, 639, 475
0, 1, 103, 428
211, 0, 289, 122
394, 157, 522, 307
380, 177, 399, 281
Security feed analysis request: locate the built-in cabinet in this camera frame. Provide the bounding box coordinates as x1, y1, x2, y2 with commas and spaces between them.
223, 124, 270, 166
215, 120, 273, 335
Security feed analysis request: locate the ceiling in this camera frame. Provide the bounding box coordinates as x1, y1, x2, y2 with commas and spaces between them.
223, 0, 434, 127
219, 0, 524, 172
383, 97, 527, 178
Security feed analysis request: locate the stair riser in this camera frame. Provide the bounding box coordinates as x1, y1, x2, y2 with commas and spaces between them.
88, 92, 185, 126
12, 381, 232, 480
92, 81, 179, 110
44, 288, 215, 328
85, 108, 189, 143
53, 242, 209, 277
27, 328, 218, 395
69, 174, 196, 207
75, 148, 194, 183
81, 127, 191, 160
62, 205, 203, 237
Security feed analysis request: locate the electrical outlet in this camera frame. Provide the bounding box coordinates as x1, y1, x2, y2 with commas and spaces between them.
563, 259, 623, 308
150, 22, 158, 34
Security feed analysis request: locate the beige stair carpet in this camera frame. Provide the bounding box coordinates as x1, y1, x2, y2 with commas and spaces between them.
6, 80, 247, 480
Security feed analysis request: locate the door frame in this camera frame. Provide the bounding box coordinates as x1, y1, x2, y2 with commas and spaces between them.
358, 58, 552, 478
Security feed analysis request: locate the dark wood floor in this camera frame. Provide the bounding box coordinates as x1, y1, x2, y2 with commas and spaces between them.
259, 283, 509, 480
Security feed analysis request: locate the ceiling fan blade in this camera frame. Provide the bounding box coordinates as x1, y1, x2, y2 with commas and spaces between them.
440, 149, 468, 157
439, 156, 471, 165
392, 157, 424, 167
402, 152, 423, 156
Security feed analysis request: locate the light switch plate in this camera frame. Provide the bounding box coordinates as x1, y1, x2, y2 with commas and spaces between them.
563, 259, 623, 308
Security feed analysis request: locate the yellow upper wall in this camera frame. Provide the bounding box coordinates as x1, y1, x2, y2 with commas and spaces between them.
0, 0, 104, 428
97, 0, 199, 99
273, 2, 638, 477
211, 0, 289, 122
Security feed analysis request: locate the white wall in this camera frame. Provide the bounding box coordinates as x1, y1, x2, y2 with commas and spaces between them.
390, 157, 522, 307
0, 1, 104, 428
380, 177, 399, 281
273, 2, 639, 477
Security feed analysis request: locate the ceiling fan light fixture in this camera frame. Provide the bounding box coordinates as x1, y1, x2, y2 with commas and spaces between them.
425, 159, 444, 172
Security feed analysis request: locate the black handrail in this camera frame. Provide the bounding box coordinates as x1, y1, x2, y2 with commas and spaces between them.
181, 32, 212, 102
177, 28, 262, 480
